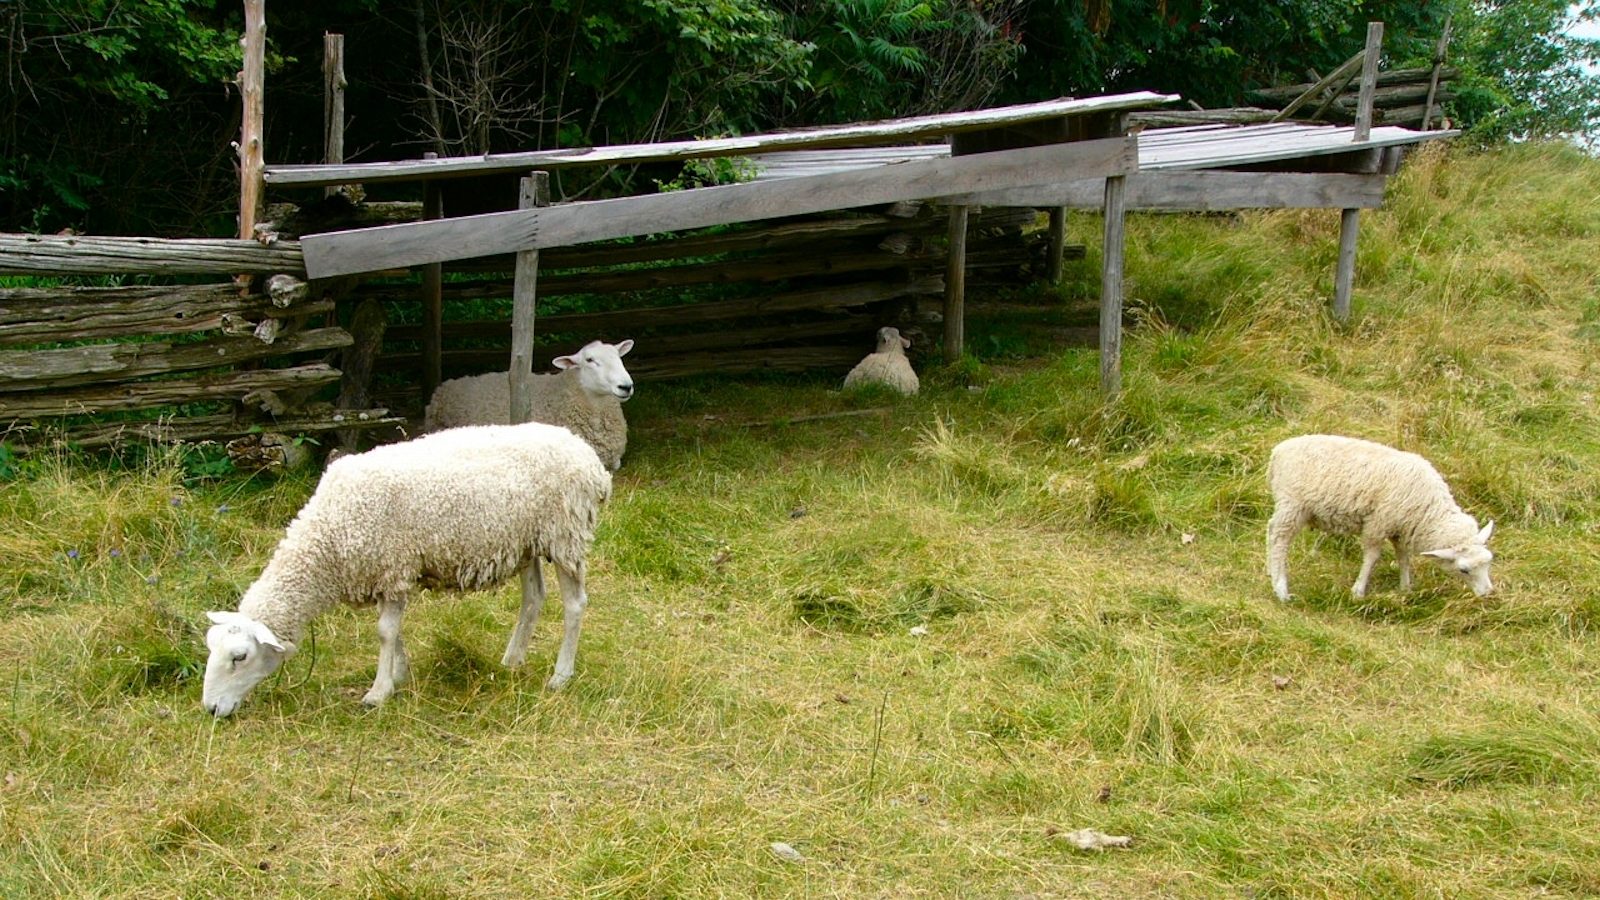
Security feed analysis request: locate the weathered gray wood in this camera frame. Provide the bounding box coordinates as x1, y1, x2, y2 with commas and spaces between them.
0, 327, 352, 391
15, 409, 403, 450
1354, 23, 1385, 143
944, 205, 970, 362
266, 93, 1176, 187
1334, 207, 1361, 322
0, 284, 330, 346
0, 363, 342, 418
301, 137, 1139, 278
1100, 174, 1128, 396
948, 171, 1387, 211
0, 234, 306, 276
509, 173, 549, 424
1137, 123, 1454, 171
1249, 67, 1460, 102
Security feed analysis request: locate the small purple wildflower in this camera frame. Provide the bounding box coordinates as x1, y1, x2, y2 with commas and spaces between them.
67, 549, 79, 560
145, 576, 159, 585
216, 504, 231, 513
110, 549, 121, 558
171, 497, 182, 507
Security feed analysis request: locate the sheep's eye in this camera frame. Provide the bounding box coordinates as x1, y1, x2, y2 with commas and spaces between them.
1458, 565, 1471, 575
231, 650, 248, 664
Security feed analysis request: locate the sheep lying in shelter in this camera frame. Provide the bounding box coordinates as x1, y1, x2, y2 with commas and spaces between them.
843, 327, 919, 395
424, 338, 635, 470
201, 422, 612, 718
1266, 434, 1495, 601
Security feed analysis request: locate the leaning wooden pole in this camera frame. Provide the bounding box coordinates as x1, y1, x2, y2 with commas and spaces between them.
1422, 15, 1453, 131
509, 172, 551, 423
237, 0, 267, 241
1334, 21, 1384, 323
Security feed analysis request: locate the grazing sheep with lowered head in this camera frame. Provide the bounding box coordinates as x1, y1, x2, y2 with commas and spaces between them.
1266, 434, 1495, 601
843, 327, 918, 395
424, 338, 635, 470
202, 422, 611, 718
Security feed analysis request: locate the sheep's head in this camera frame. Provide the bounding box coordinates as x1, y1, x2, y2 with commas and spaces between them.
875, 327, 911, 354
555, 338, 635, 402
202, 611, 293, 717
1421, 520, 1496, 596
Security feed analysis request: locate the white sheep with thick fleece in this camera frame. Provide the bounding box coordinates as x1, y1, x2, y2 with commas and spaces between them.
423, 338, 635, 470
842, 327, 918, 395
201, 422, 612, 718
1266, 434, 1495, 601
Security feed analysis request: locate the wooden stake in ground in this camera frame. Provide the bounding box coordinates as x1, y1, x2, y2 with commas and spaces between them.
237, 0, 266, 241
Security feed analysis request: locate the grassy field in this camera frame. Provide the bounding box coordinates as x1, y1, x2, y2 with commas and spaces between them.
4, 142, 1600, 899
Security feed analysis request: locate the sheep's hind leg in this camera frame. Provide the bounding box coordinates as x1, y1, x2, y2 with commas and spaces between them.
546, 560, 589, 690
364, 597, 409, 707
502, 558, 547, 668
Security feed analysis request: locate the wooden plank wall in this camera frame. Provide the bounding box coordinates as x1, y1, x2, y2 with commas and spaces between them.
0, 201, 1070, 448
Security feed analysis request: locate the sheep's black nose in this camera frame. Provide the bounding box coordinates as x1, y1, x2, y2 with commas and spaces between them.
617, 383, 634, 400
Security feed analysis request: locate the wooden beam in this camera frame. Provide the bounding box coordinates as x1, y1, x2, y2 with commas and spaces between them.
1046, 207, 1068, 282
1334, 207, 1361, 322
264, 93, 1176, 187
301, 137, 1138, 278
0, 283, 329, 346
1422, 16, 1453, 130
0, 235, 304, 276
0, 364, 342, 418
948, 171, 1387, 210
0, 327, 352, 392
509, 173, 549, 423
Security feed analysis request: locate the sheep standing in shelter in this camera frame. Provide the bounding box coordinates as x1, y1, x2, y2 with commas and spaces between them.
424, 338, 635, 470
1266, 434, 1495, 601
843, 327, 919, 395
201, 422, 612, 718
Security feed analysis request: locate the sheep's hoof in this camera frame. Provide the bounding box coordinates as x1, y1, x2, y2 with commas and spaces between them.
545, 673, 571, 691
361, 686, 393, 707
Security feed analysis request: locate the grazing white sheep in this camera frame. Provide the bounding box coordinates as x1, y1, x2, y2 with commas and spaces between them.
423, 338, 635, 470
1266, 434, 1495, 601
201, 422, 612, 718
842, 327, 919, 395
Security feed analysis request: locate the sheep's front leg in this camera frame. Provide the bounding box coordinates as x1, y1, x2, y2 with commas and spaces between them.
547, 560, 589, 690
1351, 535, 1385, 599
1395, 539, 1414, 592
1266, 507, 1302, 601
364, 597, 409, 707
502, 557, 547, 668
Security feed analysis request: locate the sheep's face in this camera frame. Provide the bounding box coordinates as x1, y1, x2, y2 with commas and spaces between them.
875, 327, 910, 354
555, 338, 635, 402
202, 611, 290, 717
1421, 520, 1496, 596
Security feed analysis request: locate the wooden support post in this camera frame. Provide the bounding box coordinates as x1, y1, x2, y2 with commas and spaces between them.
1099, 174, 1128, 395
421, 154, 444, 402
237, 0, 266, 241
337, 298, 388, 452
322, 33, 347, 198
509, 172, 551, 423
1046, 206, 1069, 282
1334, 22, 1383, 323
943, 204, 970, 362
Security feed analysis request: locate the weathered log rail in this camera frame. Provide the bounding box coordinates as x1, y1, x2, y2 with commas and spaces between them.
1246, 66, 1460, 129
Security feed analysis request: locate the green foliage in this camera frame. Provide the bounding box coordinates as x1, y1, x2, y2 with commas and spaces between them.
1449, 0, 1600, 146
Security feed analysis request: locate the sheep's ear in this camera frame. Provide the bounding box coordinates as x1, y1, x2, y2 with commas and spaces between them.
1420, 547, 1459, 561
1477, 520, 1495, 543
900, 335, 912, 349
552, 354, 578, 370
252, 621, 286, 652
206, 611, 285, 652
615, 339, 633, 357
